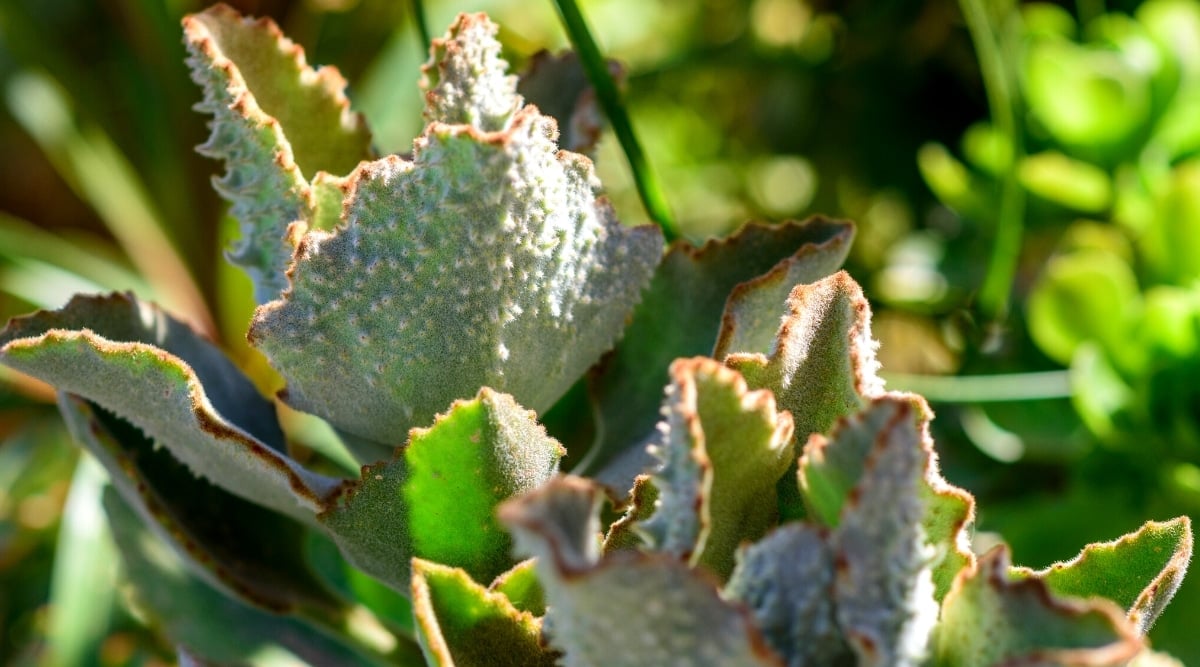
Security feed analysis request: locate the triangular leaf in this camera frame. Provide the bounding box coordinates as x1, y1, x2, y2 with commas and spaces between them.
250, 14, 662, 448
489, 559, 546, 617
830, 397, 939, 667
639, 357, 795, 579
935, 546, 1143, 667
412, 559, 557, 667
421, 13, 521, 130
0, 293, 340, 523
801, 395, 975, 602
725, 524, 852, 667
1011, 517, 1193, 635
319, 388, 563, 590
588, 218, 853, 482
499, 476, 783, 667
726, 271, 884, 441
183, 4, 372, 303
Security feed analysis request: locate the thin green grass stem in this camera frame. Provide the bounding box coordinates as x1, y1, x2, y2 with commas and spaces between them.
551, 0, 680, 242
883, 370, 1071, 403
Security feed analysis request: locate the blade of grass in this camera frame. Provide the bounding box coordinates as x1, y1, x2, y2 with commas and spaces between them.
0, 212, 148, 294
960, 0, 1026, 325
411, 0, 431, 55
550, 0, 679, 242
5, 70, 214, 336
42, 455, 118, 667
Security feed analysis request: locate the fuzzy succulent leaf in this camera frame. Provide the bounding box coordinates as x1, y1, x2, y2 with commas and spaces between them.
412, 559, 557, 667
517, 50, 620, 156
725, 524, 852, 667
183, 3, 372, 303
1011, 517, 1193, 635
103, 489, 384, 666
0, 293, 340, 523
421, 13, 521, 130
490, 559, 546, 616
602, 474, 658, 553
499, 476, 783, 667
829, 397, 939, 667
58, 394, 343, 616
801, 395, 975, 602
320, 388, 563, 590
726, 271, 884, 440
250, 14, 662, 448
639, 357, 795, 579
935, 546, 1143, 667
588, 218, 853, 483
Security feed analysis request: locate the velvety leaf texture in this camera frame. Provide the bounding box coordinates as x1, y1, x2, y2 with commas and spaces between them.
250, 13, 663, 448
935, 547, 1143, 667
726, 271, 884, 442
0, 293, 340, 523
411, 559, 556, 667
319, 388, 563, 590
830, 397, 939, 667
183, 3, 372, 303
1012, 517, 1193, 635
801, 395, 975, 602
587, 218, 853, 484
725, 524, 852, 667
499, 476, 782, 667
516, 50, 620, 156
640, 357, 795, 579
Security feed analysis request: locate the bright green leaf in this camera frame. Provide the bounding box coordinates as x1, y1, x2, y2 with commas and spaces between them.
1011, 517, 1193, 635
489, 559, 546, 617
1027, 250, 1141, 366
412, 559, 557, 667
320, 388, 563, 590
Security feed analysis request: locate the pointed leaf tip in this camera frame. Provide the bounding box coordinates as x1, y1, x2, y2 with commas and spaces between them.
422, 13, 521, 131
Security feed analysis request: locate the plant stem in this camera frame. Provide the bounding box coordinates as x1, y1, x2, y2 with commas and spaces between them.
551, 0, 680, 242
883, 370, 1071, 403
411, 0, 431, 54
959, 0, 1026, 324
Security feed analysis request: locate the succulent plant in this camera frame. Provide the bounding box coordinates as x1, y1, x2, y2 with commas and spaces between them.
0, 4, 1191, 665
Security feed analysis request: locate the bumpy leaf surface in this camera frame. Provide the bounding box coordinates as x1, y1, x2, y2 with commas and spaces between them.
0, 293, 340, 523
725, 524, 852, 667
830, 397, 939, 667
499, 476, 782, 667
320, 388, 563, 590
588, 218, 853, 483
1012, 517, 1193, 635
412, 559, 556, 667
726, 271, 884, 440
936, 547, 1143, 667
639, 357, 795, 579
103, 490, 385, 666
183, 4, 372, 302
517, 50, 620, 156
801, 395, 975, 601
251, 14, 662, 448
59, 395, 343, 616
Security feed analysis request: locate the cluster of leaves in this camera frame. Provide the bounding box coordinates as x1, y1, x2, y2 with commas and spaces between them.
921, 0, 1200, 458
0, 4, 1193, 666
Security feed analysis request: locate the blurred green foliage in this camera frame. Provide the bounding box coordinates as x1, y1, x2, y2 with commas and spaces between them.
1, 0, 1198, 663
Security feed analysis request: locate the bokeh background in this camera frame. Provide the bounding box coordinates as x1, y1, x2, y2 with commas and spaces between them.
2, 0, 1199, 663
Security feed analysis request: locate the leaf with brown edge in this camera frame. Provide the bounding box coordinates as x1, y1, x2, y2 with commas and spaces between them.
250, 14, 662, 450
934, 547, 1143, 667
319, 388, 563, 592
1011, 517, 1192, 635
801, 395, 975, 603
412, 559, 558, 667
490, 559, 546, 617
587, 218, 853, 486
498, 476, 784, 667
183, 3, 372, 303
726, 271, 884, 442
0, 293, 341, 524
829, 397, 939, 667
638, 357, 796, 580
59, 395, 344, 617
602, 474, 657, 554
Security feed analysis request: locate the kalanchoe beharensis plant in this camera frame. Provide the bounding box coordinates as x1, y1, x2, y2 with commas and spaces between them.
0, 4, 1192, 666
